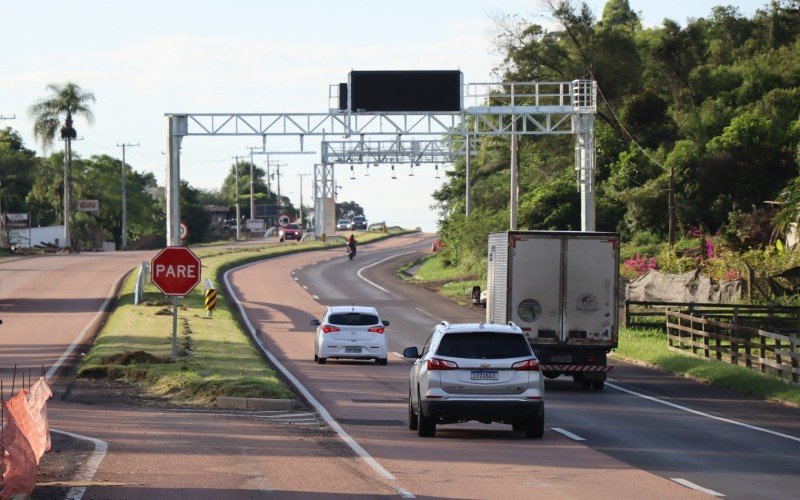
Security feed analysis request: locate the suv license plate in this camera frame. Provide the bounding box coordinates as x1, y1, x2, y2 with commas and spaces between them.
470, 370, 498, 381
345, 346, 362, 353
551, 355, 572, 363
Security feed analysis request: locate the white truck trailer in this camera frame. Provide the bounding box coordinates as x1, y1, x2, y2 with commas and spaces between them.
483, 231, 619, 390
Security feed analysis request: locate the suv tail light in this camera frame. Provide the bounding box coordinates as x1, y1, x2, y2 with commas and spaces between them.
321, 325, 340, 334
512, 359, 540, 371
367, 326, 385, 334
427, 358, 458, 370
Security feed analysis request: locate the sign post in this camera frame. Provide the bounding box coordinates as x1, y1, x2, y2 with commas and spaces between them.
151, 247, 202, 361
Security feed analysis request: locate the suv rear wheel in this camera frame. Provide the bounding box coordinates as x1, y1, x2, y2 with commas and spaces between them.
523, 414, 545, 439
408, 391, 418, 430
416, 389, 436, 437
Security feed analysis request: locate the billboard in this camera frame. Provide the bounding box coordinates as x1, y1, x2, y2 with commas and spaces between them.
348, 70, 462, 113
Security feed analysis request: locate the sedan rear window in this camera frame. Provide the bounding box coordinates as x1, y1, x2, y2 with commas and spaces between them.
436, 333, 531, 359
328, 312, 379, 326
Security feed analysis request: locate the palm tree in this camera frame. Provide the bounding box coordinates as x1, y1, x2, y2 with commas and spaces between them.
29, 82, 95, 248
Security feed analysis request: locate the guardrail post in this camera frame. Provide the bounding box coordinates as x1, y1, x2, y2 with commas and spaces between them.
202, 278, 217, 319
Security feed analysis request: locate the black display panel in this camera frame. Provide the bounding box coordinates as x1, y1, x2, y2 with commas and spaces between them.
349, 70, 462, 112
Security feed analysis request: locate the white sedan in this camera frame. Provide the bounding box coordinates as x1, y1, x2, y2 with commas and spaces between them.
311, 306, 389, 365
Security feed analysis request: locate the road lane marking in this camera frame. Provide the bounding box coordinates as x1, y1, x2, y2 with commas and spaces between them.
415, 307, 440, 320
224, 262, 415, 499
46, 271, 126, 381
53, 429, 108, 500
313, 294, 320, 300
551, 427, 585, 441
606, 381, 800, 444
670, 478, 725, 497
357, 251, 419, 296
302, 285, 308, 290
293, 277, 299, 281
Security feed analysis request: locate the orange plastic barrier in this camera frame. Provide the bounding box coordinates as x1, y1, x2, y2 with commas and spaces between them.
1, 377, 52, 499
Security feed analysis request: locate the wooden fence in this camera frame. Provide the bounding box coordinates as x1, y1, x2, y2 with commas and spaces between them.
625, 300, 800, 331
665, 310, 800, 384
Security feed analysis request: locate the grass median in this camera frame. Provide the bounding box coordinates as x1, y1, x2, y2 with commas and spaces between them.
79, 230, 413, 405
403, 253, 800, 408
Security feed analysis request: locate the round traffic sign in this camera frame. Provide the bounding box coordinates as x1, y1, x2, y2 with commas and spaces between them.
151, 247, 202, 296
277, 214, 291, 227
179, 221, 190, 241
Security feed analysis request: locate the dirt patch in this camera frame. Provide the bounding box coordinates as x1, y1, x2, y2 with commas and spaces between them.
33, 431, 97, 500
99, 350, 170, 366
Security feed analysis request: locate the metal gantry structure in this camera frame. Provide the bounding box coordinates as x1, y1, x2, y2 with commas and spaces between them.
164, 80, 596, 245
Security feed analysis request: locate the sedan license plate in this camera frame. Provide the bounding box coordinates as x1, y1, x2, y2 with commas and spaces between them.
551, 355, 572, 363
470, 370, 498, 381
345, 346, 362, 353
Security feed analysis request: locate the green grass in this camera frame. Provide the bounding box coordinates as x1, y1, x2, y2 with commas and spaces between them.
399, 253, 481, 306
613, 327, 800, 407
79, 229, 413, 405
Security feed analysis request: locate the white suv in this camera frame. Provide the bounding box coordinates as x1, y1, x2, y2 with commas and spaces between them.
403, 322, 544, 438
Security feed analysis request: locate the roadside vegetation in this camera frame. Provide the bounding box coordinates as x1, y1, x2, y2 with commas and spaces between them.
79, 230, 412, 405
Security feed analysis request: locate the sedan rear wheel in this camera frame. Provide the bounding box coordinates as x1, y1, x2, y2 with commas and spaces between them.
377, 358, 388, 366
317, 357, 327, 365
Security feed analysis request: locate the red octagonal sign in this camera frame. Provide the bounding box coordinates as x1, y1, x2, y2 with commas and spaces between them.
151, 247, 202, 296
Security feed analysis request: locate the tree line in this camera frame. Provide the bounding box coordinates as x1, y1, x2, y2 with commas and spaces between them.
433, 0, 800, 273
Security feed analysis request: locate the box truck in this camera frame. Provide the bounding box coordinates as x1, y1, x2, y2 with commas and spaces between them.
482, 231, 619, 390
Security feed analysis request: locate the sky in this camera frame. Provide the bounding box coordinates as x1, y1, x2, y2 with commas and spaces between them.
0, 0, 769, 232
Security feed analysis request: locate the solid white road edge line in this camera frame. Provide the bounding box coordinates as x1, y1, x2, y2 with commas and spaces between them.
52, 429, 108, 500
224, 262, 415, 499
670, 478, 725, 497
550, 427, 586, 441
606, 381, 800, 444
45, 271, 126, 381
356, 251, 419, 295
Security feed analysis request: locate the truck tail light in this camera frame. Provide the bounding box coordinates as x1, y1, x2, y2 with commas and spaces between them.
427, 358, 458, 370
587, 352, 596, 364
512, 359, 540, 371
321, 325, 340, 334
367, 326, 384, 334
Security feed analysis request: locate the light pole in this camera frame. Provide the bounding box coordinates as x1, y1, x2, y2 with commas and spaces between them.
233, 155, 246, 240
117, 142, 139, 249
298, 173, 309, 228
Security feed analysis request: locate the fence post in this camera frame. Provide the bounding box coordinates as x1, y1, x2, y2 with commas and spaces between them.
791, 334, 798, 384
776, 337, 783, 380
731, 327, 739, 366
744, 326, 752, 369
702, 317, 709, 359
715, 321, 722, 361
625, 300, 630, 328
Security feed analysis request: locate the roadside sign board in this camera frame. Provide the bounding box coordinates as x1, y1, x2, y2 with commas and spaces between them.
151, 247, 201, 296
77, 200, 100, 212
277, 214, 290, 227
246, 219, 265, 230
179, 221, 190, 241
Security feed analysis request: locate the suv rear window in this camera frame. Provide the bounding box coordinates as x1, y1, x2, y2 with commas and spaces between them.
353, 216, 366, 221
328, 312, 379, 326
436, 333, 531, 359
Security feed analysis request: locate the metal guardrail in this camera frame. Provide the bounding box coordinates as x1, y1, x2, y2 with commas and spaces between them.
134, 261, 149, 305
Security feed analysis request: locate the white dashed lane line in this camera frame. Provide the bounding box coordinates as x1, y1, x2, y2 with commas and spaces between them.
670, 478, 725, 497
550, 428, 585, 441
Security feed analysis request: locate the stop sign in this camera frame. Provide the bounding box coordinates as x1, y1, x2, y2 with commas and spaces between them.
151, 247, 202, 296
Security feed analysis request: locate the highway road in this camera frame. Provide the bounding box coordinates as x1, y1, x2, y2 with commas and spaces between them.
2, 234, 799, 498
228, 232, 800, 499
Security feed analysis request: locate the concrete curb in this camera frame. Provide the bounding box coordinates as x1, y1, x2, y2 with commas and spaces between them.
216, 396, 296, 410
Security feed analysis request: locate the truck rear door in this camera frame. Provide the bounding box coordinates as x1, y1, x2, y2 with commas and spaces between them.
509, 234, 561, 343
564, 236, 618, 346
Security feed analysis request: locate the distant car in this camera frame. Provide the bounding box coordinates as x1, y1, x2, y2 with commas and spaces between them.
311, 306, 389, 365
278, 223, 303, 242
350, 215, 368, 230
336, 219, 351, 231
404, 321, 544, 438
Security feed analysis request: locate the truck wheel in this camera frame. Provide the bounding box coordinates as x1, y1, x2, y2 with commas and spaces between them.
408, 392, 418, 430
542, 371, 560, 379
524, 415, 544, 439
591, 380, 605, 391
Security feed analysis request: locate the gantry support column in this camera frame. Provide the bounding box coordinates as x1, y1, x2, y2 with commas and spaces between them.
167, 115, 187, 246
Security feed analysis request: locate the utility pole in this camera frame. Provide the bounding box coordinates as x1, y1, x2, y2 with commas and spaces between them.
0, 114, 12, 248
233, 155, 246, 240
117, 142, 139, 249
276, 165, 282, 207
247, 147, 258, 221
297, 173, 309, 227
668, 165, 675, 249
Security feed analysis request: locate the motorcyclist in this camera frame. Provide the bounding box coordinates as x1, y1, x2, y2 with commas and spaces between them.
347, 234, 357, 260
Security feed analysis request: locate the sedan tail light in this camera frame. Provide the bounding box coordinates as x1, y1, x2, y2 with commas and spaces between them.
367, 326, 384, 334
427, 358, 458, 370
511, 359, 540, 371
321, 325, 340, 334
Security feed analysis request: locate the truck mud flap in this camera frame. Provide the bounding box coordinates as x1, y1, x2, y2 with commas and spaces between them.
540, 364, 613, 372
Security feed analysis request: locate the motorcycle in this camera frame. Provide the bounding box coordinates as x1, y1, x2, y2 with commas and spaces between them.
347, 244, 357, 261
